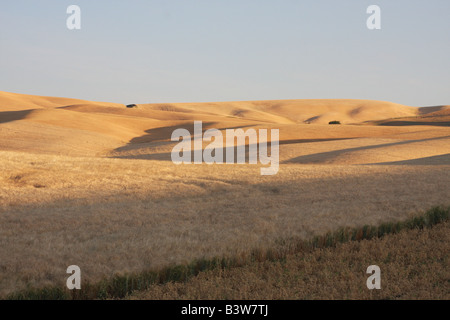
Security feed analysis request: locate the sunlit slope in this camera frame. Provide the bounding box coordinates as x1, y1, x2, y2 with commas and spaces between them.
0, 91, 448, 164
366, 105, 450, 126
139, 99, 419, 124
0, 91, 102, 111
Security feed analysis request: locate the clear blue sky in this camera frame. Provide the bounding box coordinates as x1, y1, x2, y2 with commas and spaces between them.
1, 0, 449, 106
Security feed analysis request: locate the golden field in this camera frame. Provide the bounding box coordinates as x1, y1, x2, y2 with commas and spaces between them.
0, 91, 449, 297
131, 221, 450, 300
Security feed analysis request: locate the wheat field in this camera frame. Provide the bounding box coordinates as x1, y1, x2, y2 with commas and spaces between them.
0, 91, 449, 297
131, 220, 450, 300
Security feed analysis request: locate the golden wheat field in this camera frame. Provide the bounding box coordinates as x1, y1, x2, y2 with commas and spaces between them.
0, 91, 449, 297
130, 221, 450, 300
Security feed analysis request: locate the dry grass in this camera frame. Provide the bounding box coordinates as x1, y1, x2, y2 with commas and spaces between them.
7, 207, 449, 300
1, 92, 449, 299
1, 150, 449, 297
131, 220, 450, 300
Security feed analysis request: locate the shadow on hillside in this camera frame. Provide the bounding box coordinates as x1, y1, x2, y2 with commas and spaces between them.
110, 122, 355, 162
111, 123, 260, 156
283, 135, 450, 164
0, 109, 35, 124
378, 120, 450, 126
418, 105, 449, 115
366, 153, 450, 165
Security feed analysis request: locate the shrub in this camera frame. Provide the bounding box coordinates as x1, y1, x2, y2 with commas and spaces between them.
329, 120, 341, 125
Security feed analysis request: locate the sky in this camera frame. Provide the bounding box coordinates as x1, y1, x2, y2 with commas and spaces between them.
0, 0, 449, 106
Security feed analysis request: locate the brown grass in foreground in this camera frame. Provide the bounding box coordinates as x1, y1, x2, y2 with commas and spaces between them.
6, 207, 448, 300
1, 150, 449, 297
130, 221, 450, 300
